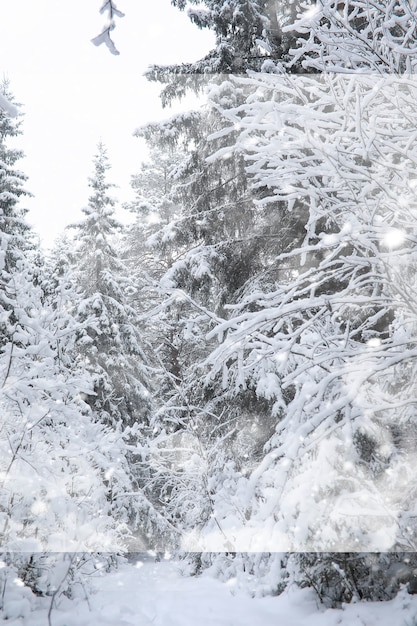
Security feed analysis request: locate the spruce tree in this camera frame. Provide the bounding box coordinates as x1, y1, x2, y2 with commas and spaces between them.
191, 0, 417, 601
0, 92, 135, 604
0, 81, 35, 348
70, 142, 152, 429
128, 0, 417, 601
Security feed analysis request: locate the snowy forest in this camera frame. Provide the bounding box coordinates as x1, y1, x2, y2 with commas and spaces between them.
2, 0, 417, 622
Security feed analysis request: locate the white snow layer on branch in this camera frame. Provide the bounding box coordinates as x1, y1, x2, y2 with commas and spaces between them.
91, 25, 120, 55
0, 91, 18, 117
92, 2, 124, 55
193, 71, 417, 552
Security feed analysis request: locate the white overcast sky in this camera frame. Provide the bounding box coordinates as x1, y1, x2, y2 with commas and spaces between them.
0, 0, 214, 248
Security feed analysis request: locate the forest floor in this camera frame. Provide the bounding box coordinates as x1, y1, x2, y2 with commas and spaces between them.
2, 555, 417, 626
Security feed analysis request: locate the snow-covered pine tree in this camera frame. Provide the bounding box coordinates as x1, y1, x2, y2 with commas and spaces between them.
122, 144, 193, 397
68, 143, 175, 552
136, 86, 267, 315
132, 0, 329, 572
129, 98, 287, 573
124, 1, 322, 570
0, 90, 136, 609
123, 144, 182, 283
91, 0, 125, 56
119, 139, 217, 547
121, 0, 417, 599
0, 82, 32, 247
0, 257, 134, 596
69, 142, 151, 429
146, 0, 313, 105
0, 80, 36, 347
188, 0, 417, 602
289, 0, 417, 74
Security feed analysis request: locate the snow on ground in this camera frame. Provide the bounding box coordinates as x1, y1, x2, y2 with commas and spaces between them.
2, 556, 417, 626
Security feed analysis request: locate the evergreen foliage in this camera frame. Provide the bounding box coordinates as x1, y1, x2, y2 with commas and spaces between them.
4, 0, 417, 612
67, 143, 174, 553
0, 81, 36, 348
69, 142, 151, 428
91, 0, 125, 55
146, 0, 313, 105
0, 90, 134, 605
136, 0, 417, 605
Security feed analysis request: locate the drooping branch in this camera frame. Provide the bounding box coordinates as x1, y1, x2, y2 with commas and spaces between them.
91, 1, 125, 56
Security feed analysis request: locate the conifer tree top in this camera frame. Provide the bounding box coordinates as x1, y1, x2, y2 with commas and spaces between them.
73, 142, 122, 244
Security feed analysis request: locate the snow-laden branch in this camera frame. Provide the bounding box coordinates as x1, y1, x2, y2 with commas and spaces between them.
91, 0, 125, 55
190, 69, 417, 552
0, 91, 18, 117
